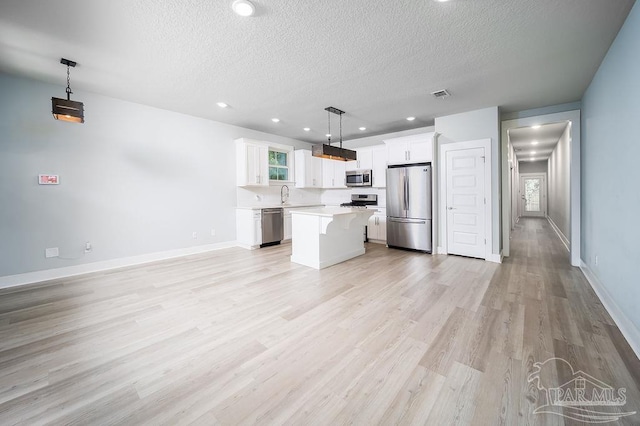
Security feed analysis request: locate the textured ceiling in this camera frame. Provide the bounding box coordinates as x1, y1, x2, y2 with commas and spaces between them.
0, 0, 635, 143
510, 122, 568, 161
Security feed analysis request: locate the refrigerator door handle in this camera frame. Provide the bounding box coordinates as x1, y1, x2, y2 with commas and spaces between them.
389, 218, 427, 224
402, 176, 408, 212
405, 176, 410, 211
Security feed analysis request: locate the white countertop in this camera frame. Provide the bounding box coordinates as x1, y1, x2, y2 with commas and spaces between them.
236, 203, 324, 210
290, 207, 378, 217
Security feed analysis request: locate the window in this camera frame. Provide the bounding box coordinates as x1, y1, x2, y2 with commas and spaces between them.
269, 149, 289, 181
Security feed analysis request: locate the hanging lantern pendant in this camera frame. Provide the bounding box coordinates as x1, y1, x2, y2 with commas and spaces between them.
52, 58, 85, 124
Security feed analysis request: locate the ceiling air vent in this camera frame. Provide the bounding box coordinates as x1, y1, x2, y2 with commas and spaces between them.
431, 89, 451, 99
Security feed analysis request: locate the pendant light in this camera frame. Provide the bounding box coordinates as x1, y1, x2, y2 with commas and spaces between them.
311, 106, 357, 161
51, 58, 84, 123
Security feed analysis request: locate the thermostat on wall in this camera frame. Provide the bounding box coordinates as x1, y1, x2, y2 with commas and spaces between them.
38, 174, 59, 185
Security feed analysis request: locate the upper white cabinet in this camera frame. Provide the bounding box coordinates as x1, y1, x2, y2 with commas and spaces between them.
371, 145, 387, 188
235, 138, 294, 187
294, 150, 323, 188
236, 138, 269, 187
321, 159, 347, 189
346, 148, 374, 171
384, 132, 434, 165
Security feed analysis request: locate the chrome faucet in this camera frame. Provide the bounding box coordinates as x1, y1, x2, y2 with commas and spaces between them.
280, 185, 290, 204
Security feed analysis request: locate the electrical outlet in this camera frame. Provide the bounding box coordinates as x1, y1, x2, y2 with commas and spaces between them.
211, 229, 216, 237
192, 232, 198, 239
595, 255, 598, 266
45, 247, 59, 258
85, 242, 92, 253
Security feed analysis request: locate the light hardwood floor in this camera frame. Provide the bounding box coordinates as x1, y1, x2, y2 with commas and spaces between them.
0, 218, 638, 425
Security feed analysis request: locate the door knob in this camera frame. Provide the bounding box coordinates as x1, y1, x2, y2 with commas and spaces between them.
447, 207, 455, 210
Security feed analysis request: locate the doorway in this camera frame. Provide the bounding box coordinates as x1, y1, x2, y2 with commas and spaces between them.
501, 110, 581, 266
519, 173, 546, 217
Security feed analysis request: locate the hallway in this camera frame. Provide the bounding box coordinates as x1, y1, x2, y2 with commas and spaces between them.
503, 217, 640, 424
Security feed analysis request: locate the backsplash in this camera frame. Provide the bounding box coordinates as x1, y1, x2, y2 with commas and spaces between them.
237, 185, 322, 207
237, 186, 386, 208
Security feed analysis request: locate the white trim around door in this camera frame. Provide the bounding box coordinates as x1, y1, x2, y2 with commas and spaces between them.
438, 138, 493, 262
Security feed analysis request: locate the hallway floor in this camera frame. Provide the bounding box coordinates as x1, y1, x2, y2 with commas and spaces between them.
0, 218, 638, 424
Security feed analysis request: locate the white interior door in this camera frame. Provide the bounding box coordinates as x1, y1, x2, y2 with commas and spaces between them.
445, 147, 486, 259
520, 174, 546, 217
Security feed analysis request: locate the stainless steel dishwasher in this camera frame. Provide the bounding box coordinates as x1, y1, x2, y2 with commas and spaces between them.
260, 208, 283, 247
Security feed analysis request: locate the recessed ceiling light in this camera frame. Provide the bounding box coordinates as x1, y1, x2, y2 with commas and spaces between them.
530, 158, 536, 161
303, 127, 310, 132
436, 0, 450, 2
271, 118, 280, 123
232, 0, 255, 17
216, 102, 228, 108
406, 116, 416, 121
531, 140, 539, 145
531, 125, 541, 129
531, 151, 537, 155
359, 127, 366, 131
325, 133, 331, 137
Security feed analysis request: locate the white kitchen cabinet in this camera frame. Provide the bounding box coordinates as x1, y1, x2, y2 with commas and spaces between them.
384, 132, 434, 165
371, 145, 387, 188
346, 147, 374, 171
235, 138, 269, 187
236, 208, 262, 249
294, 150, 322, 188
283, 208, 292, 240
321, 159, 347, 189
367, 209, 387, 242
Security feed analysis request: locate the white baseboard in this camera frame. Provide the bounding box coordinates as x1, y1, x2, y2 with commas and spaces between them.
547, 216, 570, 252
367, 239, 386, 245
0, 241, 238, 290
580, 261, 640, 360
486, 252, 503, 264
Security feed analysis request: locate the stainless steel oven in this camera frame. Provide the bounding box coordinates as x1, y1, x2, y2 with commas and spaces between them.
346, 169, 372, 187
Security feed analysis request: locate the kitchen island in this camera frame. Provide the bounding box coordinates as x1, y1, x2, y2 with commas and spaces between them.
290, 207, 375, 269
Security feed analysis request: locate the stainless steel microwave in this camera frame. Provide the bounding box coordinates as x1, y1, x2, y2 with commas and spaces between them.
346, 169, 372, 187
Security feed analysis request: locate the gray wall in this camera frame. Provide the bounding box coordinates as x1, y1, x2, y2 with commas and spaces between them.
435, 107, 501, 256
581, 2, 640, 340
547, 125, 571, 241
0, 72, 310, 277
518, 160, 548, 174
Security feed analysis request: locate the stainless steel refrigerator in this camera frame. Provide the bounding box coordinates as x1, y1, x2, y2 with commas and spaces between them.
386, 163, 432, 252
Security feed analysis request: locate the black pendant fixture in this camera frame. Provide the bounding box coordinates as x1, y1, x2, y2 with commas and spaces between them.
52, 58, 84, 123
312, 106, 357, 162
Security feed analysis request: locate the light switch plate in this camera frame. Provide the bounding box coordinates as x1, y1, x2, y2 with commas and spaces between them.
45, 247, 59, 258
